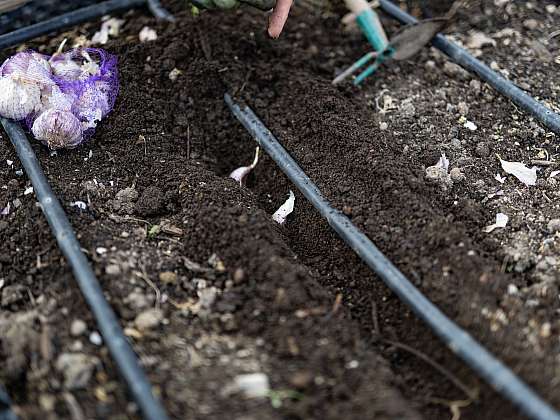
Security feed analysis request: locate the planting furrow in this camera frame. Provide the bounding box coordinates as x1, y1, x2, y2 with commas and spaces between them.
225, 93, 560, 420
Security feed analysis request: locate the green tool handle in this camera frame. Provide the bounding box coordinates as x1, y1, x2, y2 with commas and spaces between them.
344, 0, 389, 52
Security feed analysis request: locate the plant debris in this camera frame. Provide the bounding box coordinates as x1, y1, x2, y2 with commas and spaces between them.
484, 213, 509, 233
272, 190, 295, 224
498, 157, 537, 186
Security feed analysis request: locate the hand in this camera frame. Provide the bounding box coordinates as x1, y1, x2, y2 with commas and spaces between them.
267, 0, 293, 38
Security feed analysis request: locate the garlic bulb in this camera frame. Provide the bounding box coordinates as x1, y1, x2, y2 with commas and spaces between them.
32, 109, 83, 149
38, 85, 75, 114
0, 76, 42, 120
1, 52, 53, 86
76, 82, 111, 128
50, 55, 82, 80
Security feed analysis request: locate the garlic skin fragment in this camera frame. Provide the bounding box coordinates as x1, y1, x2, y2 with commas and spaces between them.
272, 190, 295, 224
32, 109, 83, 149
0, 76, 41, 120
76, 82, 111, 129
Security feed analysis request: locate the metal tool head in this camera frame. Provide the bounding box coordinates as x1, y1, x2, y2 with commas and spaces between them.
389, 17, 448, 60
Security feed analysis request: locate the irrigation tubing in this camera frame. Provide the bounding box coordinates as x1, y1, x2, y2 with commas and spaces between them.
0, 119, 170, 420
224, 93, 560, 420
0, 0, 146, 51
0, 385, 17, 420
147, 0, 176, 22
378, 0, 560, 135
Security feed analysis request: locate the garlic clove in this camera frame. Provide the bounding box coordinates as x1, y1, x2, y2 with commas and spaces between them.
0, 76, 42, 120
50, 56, 82, 80
32, 109, 83, 149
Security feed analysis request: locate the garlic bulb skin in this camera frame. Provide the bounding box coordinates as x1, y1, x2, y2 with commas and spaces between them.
1, 52, 53, 86
76, 82, 111, 128
32, 109, 83, 149
50, 56, 82, 80
0, 76, 41, 120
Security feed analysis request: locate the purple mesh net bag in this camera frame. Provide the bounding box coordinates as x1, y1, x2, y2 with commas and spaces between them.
0, 48, 118, 149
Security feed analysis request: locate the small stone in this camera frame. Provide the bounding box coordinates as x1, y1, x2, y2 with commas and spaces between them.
450, 138, 462, 150
39, 394, 56, 412
125, 290, 152, 310
546, 5, 556, 14
105, 264, 121, 276
56, 353, 100, 390
475, 142, 490, 157
540, 322, 552, 338
507, 284, 519, 295
443, 62, 469, 80
233, 268, 245, 284
450, 167, 466, 182
198, 287, 217, 309
134, 309, 163, 331
379, 122, 388, 130
159, 271, 177, 284
523, 19, 539, 31
89, 331, 102, 346
400, 99, 416, 117
1, 284, 26, 307
547, 219, 560, 233
290, 370, 313, 389
425, 166, 453, 191
469, 79, 482, 95
70, 319, 87, 337
168, 68, 182, 81
457, 101, 469, 116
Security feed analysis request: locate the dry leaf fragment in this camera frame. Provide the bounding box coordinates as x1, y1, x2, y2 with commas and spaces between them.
272, 190, 295, 224
499, 157, 537, 186
495, 173, 506, 184
484, 213, 508, 233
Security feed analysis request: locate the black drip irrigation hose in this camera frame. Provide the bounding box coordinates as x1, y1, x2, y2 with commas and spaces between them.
224, 93, 560, 420
147, 0, 176, 22
0, 385, 17, 420
378, 0, 560, 135
0, 0, 171, 51
0, 119, 170, 420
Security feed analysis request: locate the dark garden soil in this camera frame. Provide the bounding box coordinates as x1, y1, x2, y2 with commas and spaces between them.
1, 0, 560, 419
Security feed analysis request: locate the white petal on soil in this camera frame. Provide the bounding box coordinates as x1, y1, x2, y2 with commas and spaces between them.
495, 173, 506, 184
550, 170, 560, 178
499, 158, 537, 186
230, 147, 260, 185
272, 190, 295, 224
484, 212, 509, 233
464, 120, 477, 131
436, 153, 449, 171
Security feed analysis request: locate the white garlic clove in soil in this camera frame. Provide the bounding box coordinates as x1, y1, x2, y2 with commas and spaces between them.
0, 76, 42, 120
32, 109, 83, 149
